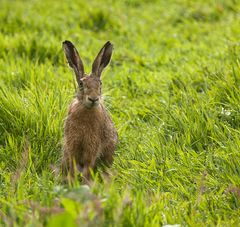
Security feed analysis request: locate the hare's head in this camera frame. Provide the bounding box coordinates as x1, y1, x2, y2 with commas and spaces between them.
63, 40, 113, 108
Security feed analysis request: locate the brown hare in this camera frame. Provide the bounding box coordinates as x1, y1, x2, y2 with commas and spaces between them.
62, 40, 118, 183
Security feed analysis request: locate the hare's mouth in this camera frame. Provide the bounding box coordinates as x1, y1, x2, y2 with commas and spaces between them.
85, 100, 100, 108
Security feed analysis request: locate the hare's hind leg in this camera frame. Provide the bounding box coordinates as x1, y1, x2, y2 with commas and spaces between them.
100, 141, 116, 167
99, 151, 114, 167
61, 156, 76, 181
96, 150, 114, 182
82, 157, 97, 185
62, 149, 82, 182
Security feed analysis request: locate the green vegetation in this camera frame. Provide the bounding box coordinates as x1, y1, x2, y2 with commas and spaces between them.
0, 0, 240, 226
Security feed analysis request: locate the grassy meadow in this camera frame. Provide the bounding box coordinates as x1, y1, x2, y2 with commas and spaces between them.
0, 0, 240, 226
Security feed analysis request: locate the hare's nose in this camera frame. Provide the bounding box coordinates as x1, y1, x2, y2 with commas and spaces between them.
88, 97, 99, 103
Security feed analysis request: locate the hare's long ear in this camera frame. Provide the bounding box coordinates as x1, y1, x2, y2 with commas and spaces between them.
62, 40, 84, 86
92, 41, 113, 77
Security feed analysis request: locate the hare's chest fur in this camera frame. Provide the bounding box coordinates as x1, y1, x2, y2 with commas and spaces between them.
64, 99, 110, 155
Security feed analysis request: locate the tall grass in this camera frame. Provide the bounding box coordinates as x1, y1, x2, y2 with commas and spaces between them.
0, 0, 240, 226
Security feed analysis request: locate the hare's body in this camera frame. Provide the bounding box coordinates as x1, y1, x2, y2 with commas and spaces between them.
63, 98, 117, 178
62, 40, 117, 182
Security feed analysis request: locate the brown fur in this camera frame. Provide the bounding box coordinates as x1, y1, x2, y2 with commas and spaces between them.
62, 41, 117, 183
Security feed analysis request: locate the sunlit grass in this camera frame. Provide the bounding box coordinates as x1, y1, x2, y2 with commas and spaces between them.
0, 0, 240, 226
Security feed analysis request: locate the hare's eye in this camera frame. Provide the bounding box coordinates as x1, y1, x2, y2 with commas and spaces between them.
79, 81, 83, 89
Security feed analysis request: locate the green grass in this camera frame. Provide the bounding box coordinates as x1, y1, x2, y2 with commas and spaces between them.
0, 0, 240, 226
